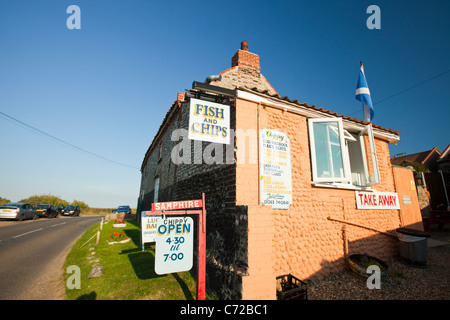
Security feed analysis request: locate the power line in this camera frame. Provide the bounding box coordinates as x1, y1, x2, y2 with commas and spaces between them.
349, 69, 450, 116
0, 110, 139, 170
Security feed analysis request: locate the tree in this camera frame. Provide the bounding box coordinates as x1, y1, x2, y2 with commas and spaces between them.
19, 194, 69, 208
72, 200, 89, 210
0, 197, 11, 206
401, 161, 429, 173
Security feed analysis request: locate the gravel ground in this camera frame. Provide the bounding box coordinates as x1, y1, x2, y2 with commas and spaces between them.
307, 227, 450, 300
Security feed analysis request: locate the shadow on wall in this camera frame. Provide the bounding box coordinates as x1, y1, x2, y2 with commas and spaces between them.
277, 220, 431, 285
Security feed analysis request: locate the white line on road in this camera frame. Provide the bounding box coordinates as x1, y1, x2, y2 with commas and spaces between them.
50, 222, 67, 227
12, 228, 43, 238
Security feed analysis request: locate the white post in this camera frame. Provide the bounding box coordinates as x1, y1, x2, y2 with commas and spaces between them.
95, 231, 100, 245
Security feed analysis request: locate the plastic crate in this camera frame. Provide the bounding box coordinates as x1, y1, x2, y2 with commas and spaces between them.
276, 274, 307, 300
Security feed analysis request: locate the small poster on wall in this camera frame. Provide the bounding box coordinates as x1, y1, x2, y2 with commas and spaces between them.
259, 128, 293, 209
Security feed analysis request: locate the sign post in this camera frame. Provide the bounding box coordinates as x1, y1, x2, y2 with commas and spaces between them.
141, 193, 206, 300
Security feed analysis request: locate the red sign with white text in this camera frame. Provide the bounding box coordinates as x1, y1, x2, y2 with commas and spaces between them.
355, 191, 400, 209
152, 199, 203, 211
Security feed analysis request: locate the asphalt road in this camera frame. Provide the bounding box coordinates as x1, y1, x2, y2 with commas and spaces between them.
0, 215, 102, 299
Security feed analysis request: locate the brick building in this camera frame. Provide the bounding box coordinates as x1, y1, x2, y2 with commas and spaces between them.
139, 42, 407, 299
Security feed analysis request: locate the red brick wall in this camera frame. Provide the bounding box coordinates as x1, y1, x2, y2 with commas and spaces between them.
235, 97, 401, 299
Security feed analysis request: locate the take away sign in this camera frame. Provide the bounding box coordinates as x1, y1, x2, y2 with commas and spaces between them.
355, 191, 400, 210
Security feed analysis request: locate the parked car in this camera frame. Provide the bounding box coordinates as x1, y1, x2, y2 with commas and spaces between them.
61, 205, 81, 216
35, 204, 59, 218
115, 205, 132, 214
57, 204, 65, 214
0, 203, 36, 221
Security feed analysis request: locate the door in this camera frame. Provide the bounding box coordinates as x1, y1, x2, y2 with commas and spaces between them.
393, 166, 424, 230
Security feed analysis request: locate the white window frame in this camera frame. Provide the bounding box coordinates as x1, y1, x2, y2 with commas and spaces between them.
308, 118, 351, 184
308, 118, 380, 188
359, 124, 380, 186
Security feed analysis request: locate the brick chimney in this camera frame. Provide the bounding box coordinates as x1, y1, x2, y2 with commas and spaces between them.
211, 41, 277, 95
231, 41, 261, 75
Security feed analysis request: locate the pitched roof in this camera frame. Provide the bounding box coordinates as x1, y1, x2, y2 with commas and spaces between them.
391, 147, 441, 166
142, 42, 402, 170
438, 144, 450, 164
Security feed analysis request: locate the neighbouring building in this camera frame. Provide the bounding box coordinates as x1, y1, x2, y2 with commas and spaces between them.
139, 42, 414, 299
391, 147, 442, 172
391, 145, 450, 212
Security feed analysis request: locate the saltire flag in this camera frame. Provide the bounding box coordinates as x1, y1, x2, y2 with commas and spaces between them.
355, 62, 374, 122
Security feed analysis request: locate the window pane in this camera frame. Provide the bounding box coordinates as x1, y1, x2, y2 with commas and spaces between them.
331, 144, 344, 177
347, 133, 366, 186
313, 122, 344, 179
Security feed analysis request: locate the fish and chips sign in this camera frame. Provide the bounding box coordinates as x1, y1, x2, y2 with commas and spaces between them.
188, 98, 230, 144
259, 128, 293, 209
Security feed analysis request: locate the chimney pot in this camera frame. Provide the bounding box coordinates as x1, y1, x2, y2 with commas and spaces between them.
177, 92, 185, 101
241, 41, 248, 51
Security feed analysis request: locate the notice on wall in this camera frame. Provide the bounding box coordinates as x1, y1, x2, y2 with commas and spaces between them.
155, 217, 194, 275
355, 191, 400, 209
188, 98, 230, 144
259, 128, 292, 209
141, 212, 161, 243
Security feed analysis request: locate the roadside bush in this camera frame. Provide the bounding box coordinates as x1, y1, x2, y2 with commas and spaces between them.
19, 193, 70, 208
72, 200, 89, 210
0, 197, 11, 206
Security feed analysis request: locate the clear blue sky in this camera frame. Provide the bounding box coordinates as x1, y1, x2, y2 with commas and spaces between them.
1, 0, 449, 207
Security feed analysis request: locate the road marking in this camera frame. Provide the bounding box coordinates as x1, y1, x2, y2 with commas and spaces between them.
12, 228, 43, 238
50, 222, 66, 227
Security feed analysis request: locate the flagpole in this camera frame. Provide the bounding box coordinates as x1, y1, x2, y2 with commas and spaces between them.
360, 61, 369, 123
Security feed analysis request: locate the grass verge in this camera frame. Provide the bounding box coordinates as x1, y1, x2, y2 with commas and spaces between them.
63, 219, 200, 300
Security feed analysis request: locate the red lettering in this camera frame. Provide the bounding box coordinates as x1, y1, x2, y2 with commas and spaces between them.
152, 199, 203, 211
